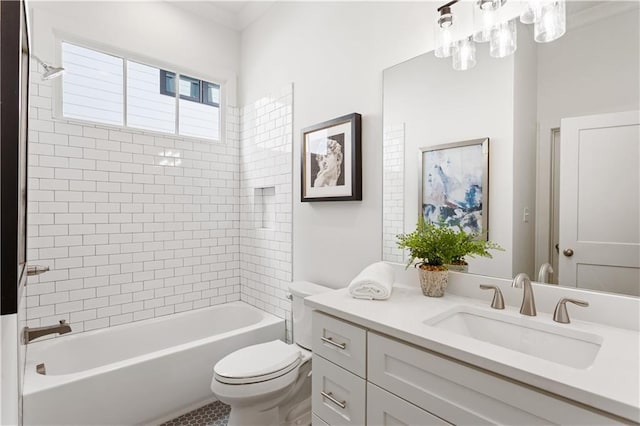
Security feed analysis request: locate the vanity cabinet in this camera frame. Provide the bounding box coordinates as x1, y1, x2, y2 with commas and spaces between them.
312, 311, 622, 426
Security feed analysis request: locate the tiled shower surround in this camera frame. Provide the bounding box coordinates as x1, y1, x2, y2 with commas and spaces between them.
239, 85, 294, 340
26, 64, 293, 335
382, 124, 406, 264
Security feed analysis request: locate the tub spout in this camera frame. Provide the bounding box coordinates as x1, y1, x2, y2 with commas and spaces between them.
24, 320, 72, 344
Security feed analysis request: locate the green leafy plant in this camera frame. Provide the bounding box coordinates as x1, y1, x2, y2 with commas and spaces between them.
450, 228, 504, 265
397, 218, 504, 270
396, 218, 459, 270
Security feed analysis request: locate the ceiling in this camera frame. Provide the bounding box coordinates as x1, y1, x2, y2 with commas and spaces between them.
168, 1, 274, 30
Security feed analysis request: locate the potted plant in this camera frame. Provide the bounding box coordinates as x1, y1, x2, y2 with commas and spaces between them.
397, 219, 503, 297
448, 228, 504, 272
396, 218, 459, 297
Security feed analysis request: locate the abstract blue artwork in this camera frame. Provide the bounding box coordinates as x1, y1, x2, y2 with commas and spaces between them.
421, 139, 489, 235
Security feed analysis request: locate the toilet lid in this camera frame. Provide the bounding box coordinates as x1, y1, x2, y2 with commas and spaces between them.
214, 340, 301, 384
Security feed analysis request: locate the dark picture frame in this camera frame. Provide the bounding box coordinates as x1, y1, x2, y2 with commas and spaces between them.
419, 138, 489, 238
301, 113, 362, 202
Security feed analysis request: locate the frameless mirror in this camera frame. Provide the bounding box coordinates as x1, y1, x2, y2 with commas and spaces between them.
382, 1, 640, 296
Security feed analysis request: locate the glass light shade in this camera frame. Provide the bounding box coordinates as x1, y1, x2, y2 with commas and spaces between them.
490, 19, 517, 58
452, 37, 477, 71
534, 0, 566, 43
473, 4, 496, 43
520, 0, 542, 24
434, 25, 454, 58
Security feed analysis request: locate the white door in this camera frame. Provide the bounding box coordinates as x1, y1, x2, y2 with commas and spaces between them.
559, 111, 640, 296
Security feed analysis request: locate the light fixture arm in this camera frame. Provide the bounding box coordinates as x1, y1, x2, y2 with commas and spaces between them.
437, 0, 459, 13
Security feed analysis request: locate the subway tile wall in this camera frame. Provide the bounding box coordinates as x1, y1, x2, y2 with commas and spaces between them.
26, 63, 242, 333
382, 124, 406, 264
239, 84, 294, 341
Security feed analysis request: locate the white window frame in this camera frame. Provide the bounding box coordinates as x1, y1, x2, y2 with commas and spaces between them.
52, 31, 226, 143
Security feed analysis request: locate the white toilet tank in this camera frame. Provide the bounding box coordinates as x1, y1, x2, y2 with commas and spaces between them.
289, 281, 331, 350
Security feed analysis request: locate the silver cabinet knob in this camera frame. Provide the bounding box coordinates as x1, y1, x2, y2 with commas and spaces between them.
562, 248, 574, 257
27, 265, 50, 276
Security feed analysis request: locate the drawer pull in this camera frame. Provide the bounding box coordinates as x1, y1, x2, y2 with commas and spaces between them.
321, 336, 346, 350
321, 391, 346, 409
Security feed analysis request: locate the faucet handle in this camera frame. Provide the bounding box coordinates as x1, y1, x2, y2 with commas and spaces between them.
479, 285, 505, 310
553, 298, 589, 324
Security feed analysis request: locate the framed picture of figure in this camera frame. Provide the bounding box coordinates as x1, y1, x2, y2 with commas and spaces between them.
419, 138, 489, 237
301, 113, 362, 202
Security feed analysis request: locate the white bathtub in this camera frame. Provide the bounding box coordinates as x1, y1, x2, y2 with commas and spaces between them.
23, 301, 284, 425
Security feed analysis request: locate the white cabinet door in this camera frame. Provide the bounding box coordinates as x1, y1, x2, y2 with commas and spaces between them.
367, 383, 451, 426
368, 332, 620, 425
559, 110, 640, 295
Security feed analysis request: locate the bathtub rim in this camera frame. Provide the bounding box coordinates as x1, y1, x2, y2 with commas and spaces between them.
23, 301, 284, 394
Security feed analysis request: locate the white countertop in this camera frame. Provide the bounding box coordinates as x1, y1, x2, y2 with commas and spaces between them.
305, 283, 640, 422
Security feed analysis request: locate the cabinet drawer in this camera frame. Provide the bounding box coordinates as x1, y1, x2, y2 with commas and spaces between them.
312, 355, 366, 426
312, 311, 366, 377
312, 413, 330, 426
367, 383, 451, 426
368, 332, 618, 425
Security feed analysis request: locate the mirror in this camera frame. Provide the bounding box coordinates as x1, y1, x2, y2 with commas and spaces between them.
382, 1, 639, 296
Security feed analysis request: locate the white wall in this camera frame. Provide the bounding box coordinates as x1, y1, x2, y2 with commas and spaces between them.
30, 1, 240, 105
240, 2, 431, 288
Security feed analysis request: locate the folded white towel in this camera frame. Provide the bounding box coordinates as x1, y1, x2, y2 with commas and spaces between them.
348, 262, 395, 300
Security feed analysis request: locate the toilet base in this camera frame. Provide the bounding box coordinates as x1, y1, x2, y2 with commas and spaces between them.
226, 397, 311, 426
228, 405, 278, 426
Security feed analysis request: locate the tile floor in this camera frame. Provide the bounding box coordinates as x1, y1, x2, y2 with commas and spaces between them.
161, 401, 230, 426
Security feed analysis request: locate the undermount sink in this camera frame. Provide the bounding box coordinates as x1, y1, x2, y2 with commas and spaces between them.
424, 306, 603, 369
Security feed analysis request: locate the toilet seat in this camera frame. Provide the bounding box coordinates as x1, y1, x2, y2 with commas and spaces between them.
214, 340, 302, 385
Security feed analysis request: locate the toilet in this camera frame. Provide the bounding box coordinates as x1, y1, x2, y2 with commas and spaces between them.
211, 281, 330, 426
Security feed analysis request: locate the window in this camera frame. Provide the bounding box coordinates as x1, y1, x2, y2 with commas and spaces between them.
62, 42, 124, 126
127, 61, 175, 134
159, 71, 220, 107
60, 42, 221, 140
159, 71, 220, 140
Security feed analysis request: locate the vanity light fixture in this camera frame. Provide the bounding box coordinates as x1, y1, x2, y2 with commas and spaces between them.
490, 19, 517, 58
434, 0, 566, 70
434, 0, 457, 58
453, 36, 477, 71
534, 0, 566, 43
473, 1, 497, 43
520, 0, 542, 24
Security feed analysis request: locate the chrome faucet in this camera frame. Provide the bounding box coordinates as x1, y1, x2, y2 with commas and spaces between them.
23, 320, 72, 344
511, 273, 536, 316
537, 263, 554, 284
553, 298, 589, 324
479, 284, 505, 309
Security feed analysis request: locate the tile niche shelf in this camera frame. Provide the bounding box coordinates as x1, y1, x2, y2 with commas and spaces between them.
254, 186, 276, 230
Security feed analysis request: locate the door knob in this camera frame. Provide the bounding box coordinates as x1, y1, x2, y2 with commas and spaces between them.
562, 248, 574, 257
27, 265, 50, 276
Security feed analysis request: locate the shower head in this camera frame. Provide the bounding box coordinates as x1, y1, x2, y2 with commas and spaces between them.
33, 55, 65, 80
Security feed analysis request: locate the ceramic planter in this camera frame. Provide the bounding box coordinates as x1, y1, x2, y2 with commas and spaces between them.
447, 262, 469, 273
418, 266, 448, 297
